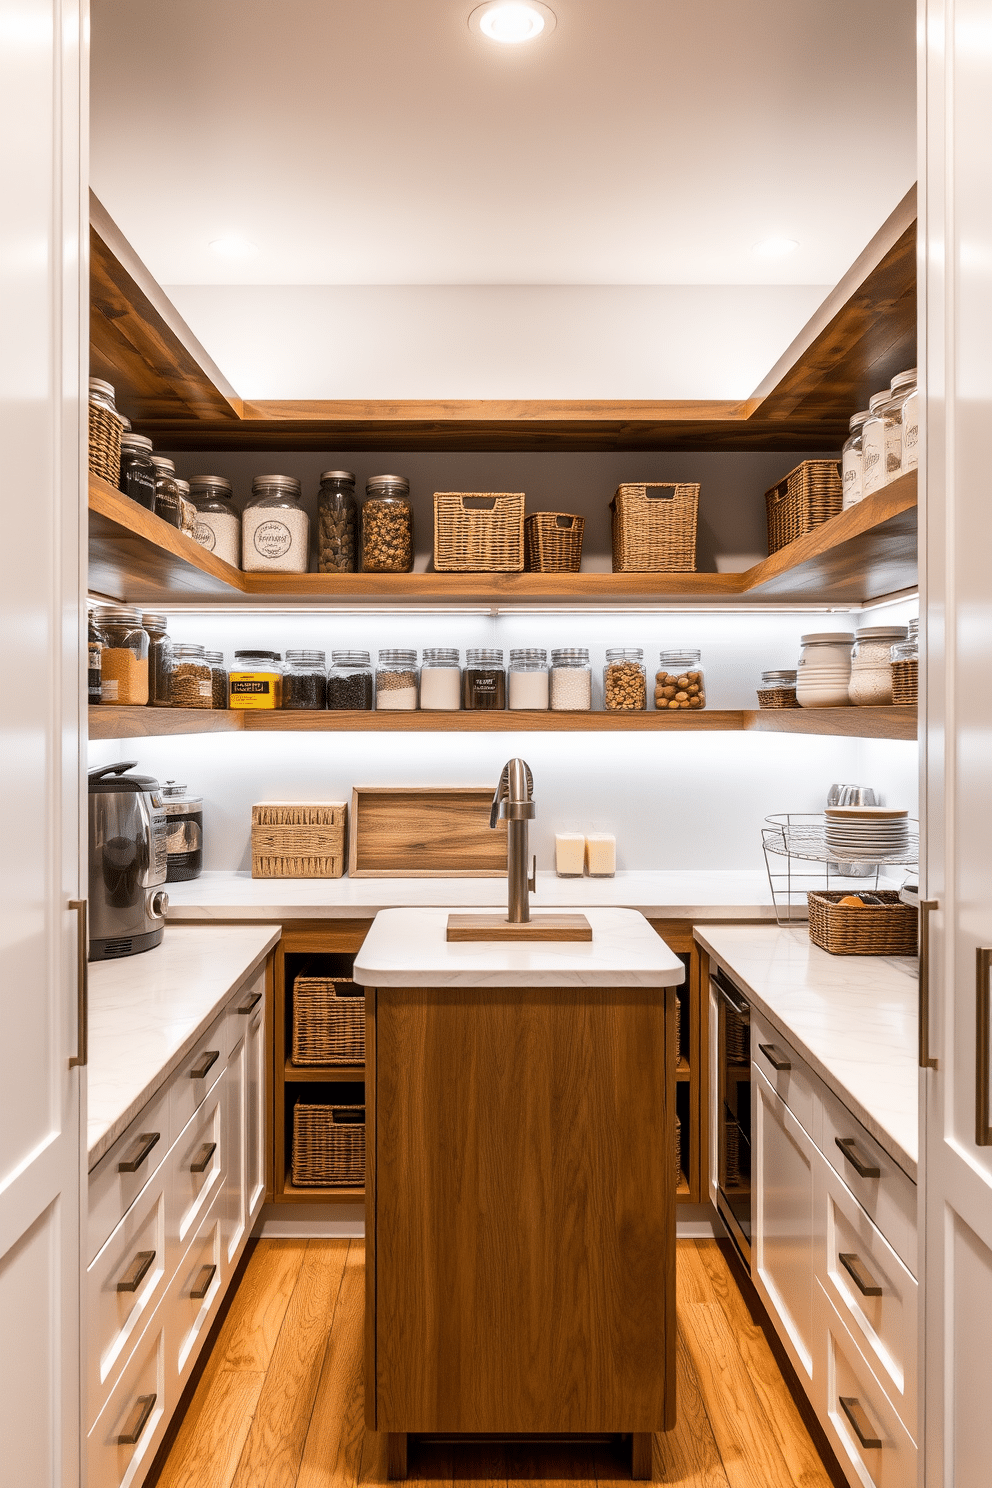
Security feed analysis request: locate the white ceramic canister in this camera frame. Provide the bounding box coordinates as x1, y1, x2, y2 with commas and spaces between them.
796, 632, 855, 708
848, 625, 908, 706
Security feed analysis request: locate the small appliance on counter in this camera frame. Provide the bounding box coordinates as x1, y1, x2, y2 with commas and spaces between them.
88, 761, 169, 960
161, 780, 203, 882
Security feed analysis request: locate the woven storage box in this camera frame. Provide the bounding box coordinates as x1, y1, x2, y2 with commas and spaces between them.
675, 1114, 683, 1184
251, 802, 347, 879
757, 688, 801, 709
891, 658, 918, 706
292, 977, 364, 1066
725, 1006, 750, 1065
610, 483, 699, 572
765, 461, 843, 555
524, 512, 585, 573
725, 1119, 742, 1187
88, 401, 123, 485
807, 890, 918, 956
675, 993, 681, 1064
433, 492, 525, 572
291, 1101, 365, 1187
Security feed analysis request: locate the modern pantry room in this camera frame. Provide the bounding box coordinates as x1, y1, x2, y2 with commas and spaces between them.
5, 0, 992, 1486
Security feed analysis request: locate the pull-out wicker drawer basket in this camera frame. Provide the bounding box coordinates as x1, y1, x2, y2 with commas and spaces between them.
765, 461, 843, 555
610, 483, 699, 572
807, 890, 918, 956
524, 512, 585, 572
433, 492, 525, 571
291, 976, 364, 1065
291, 1101, 365, 1187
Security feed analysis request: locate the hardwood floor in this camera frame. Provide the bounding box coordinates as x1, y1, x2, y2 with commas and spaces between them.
146, 1239, 843, 1488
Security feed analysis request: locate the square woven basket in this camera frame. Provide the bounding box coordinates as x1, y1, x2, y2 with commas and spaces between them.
524, 512, 585, 573
433, 492, 525, 572
765, 461, 843, 555
807, 890, 918, 956
251, 802, 347, 878
610, 483, 699, 572
291, 1101, 365, 1187
291, 977, 364, 1065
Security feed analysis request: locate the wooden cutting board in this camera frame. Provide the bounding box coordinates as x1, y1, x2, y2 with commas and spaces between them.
348, 786, 507, 877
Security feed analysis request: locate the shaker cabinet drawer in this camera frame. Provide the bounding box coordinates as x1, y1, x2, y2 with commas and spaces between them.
751, 1011, 815, 1135
818, 1085, 917, 1276
167, 1199, 224, 1395
169, 1074, 226, 1264
88, 1083, 171, 1265
86, 1307, 168, 1488
170, 1008, 231, 1138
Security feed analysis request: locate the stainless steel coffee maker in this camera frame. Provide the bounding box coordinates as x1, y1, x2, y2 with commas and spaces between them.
88, 761, 169, 960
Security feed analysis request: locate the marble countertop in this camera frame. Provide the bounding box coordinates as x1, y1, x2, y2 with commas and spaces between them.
353, 907, 686, 987
88, 924, 280, 1168
694, 924, 918, 1178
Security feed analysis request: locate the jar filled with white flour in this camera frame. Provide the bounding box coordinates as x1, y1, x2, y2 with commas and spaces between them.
242, 475, 310, 573
549, 648, 591, 710
848, 625, 908, 707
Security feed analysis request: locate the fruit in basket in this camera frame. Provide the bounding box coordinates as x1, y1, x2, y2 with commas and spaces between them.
838, 895, 866, 907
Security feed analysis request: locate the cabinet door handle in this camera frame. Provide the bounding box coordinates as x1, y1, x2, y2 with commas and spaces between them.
189, 1049, 219, 1080
116, 1249, 156, 1293
758, 1042, 792, 1071
839, 1395, 882, 1451
835, 1136, 881, 1179
919, 899, 939, 1069
190, 1141, 217, 1174
117, 1393, 157, 1446
977, 949, 992, 1146
189, 1263, 217, 1300
238, 990, 262, 1014
118, 1131, 160, 1174
68, 899, 88, 1069
838, 1251, 883, 1297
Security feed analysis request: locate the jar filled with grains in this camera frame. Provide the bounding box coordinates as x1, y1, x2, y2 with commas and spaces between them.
87, 609, 105, 705
174, 479, 199, 538
189, 476, 241, 568
508, 649, 549, 710
243, 476, 310, 573
842, 411, 870, 509
656, 649, 706, 710
96, 605, 149, 705
420, 648, 462, 710
151, 456, 184, 529
549, 648, 592, 710
317, 471, 358, 573
376, 649, 419, 710
604, 648, 646, 711
118, 432, 157, 513
848, 625, 907, 707
142, 612, 172, 707
229, 650, 283, 709
283, 649, 327, 710
327, 651, 374, 710
362, 475, 413, 573
204, 650, 228, 710
167, 642, 213, 709
464, 648, 506, 710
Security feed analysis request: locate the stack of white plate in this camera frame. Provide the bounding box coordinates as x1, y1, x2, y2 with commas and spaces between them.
824, 806, 910, 858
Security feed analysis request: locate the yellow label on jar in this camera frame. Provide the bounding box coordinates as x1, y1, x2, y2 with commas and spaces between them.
228, 670, 282, 709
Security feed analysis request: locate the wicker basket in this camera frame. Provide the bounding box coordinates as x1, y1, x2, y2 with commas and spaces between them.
291, 1101, 365, 1187
765, 461, 843, 555
251, 802, 347, 879
725, 1006, 750, 1065
610, 483, 699, 572
807, 890, 918, 956
675, 1114, 683, 1185
675, 993, 681, 1064
891, 658, 918, 706
725, 1119, 742, 1187
433, 492, 525, 572
88, 400, 124, 486
524, 512, 585, 573
292, 977, 364, 1066
756, 688, 801, 709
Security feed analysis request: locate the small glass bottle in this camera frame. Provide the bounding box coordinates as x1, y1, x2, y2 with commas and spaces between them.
463, 648, 506, 710
242, 476, 310, 573
204, 650, 228, 710
151, 456, 184, 529
118, 432, 157, 512
141, 612, 172, 707
549, 648, 592, 710
327, 651, 374, 710
604, 648, 646, 711
229, 650, 283, 709
167, 642, 213, 709
283, 649, 327, 709
842, 410, 870, 509
317, 471, 358, 573
87, 609, 105, 705
508, 649, 549, 710
376, 649, 419, 710
656, 649, 706, 710
96, 605, 149, 705
189, 476, 241, 568
362, 475, 413, 573
420, 648, 462, 711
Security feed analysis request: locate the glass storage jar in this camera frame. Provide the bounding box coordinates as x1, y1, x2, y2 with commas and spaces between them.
160, 781, 204, 883
229, 650, 283, 709
861, 388, 904, 496
167, 642, 213, 709
604, 648, 646, 711
362, 475, 413, 573
283, 649, 327, 709
151, 456, 183, 529
848, 625, 908, 707
189, 476, 241, 568
890, 622, 918, 706
141, 612, 171, 707
87, 609, 105, 705
118, 432, 157, 512
376, 649, 419, 709
174, 478, 198, 537
327, 651, 374, 710
891, 367, 918, 474
656, 649, 706, 710
549, 648, 591, 710
508, 649, 549, 710
796, 632, 855, 708
204, 650, 228, 710
842, 410, 870, 509
242, 475, 310, 573
463, 648, 506, 710
317, 471, 358, 573
756, 669, 799, 709
96, 605, 149, 705
420, 648, 462, 710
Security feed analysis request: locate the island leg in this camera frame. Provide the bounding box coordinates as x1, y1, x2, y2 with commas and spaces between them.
387, 1432, 408, 1480
631, 1433, 654, 1480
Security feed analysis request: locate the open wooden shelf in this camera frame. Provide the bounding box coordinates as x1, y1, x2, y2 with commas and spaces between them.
284, 1064, 365, 1084
279, 1181, 365, 1203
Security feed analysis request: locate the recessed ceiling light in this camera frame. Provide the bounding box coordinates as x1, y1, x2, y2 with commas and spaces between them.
209, 235, 258, 259
753, 237, 800, 259
468, 2, 557, 45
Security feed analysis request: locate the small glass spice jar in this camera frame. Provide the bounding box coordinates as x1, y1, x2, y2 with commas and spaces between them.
842, 411, 870, 509
464, 648, 506, 710
141, 612, 172, 707
317, 471, 358, 573
87, 609, 105, 705
376, 649, 419, 710
242, 476, 310, 573
508, 649, 549, 710
151, 456, 184, 529
189, 476, 241, 568
362, 475, 413, 573
604, 648, 646, 711
167, 642, 213, 709
327, 651, 374, 710
204, 650, 228, 710
756, 670, 799, 709
96, 605, 149, 705
549, 648, 592, 710
283, 649, 327, 710
848, 625, 908, 707
229, 650, 283, 709
419, 648, 462, 710
656, 649, 706, 711
118, 431, 157, 512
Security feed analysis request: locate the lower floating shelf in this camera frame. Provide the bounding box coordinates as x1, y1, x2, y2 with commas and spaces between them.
279, 1181, 365, 1203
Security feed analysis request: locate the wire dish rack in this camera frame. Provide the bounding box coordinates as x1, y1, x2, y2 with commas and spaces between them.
762, 813, 919, 926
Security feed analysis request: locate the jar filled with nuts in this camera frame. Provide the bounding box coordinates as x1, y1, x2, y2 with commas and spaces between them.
283, 649, 327, 710
167, 642, 213, 709
362, 474, 413, 573
317, 471, 358, 573
655, 650, 706, 711
604, 648, 646, 711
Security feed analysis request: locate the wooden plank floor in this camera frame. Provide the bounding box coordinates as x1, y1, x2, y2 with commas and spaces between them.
146, 1239, 843, 1488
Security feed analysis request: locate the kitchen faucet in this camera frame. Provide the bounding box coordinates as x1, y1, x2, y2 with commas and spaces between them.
490, 758, 537, 922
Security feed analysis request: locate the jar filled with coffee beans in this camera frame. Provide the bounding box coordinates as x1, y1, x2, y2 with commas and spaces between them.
283, 649, 327, 709
142, 612, 172, 707
327, 651, 374, 710
318, 471, 358, 572
604, 648, 646, 711
167, 642, 213, 709
151, 456, 183, 529
118, 432, 157, 512
655, 650, 706, 710
205, 651, 228, 710
362, 474, 413, 572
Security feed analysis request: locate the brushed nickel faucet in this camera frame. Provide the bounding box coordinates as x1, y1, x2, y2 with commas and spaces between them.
490, 758, 537, 923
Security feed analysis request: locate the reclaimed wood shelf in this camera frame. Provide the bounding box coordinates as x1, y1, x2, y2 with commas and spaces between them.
280, 1181, 365, 1203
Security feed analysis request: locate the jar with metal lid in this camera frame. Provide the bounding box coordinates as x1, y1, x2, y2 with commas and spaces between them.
283, 649, 327, 710
87, 609, 105, 705
204, 650, 228, 710
243, 475, 310, 573
96, 605, 149, 705
656, 649, 706, 710
151, 456, 184, 529
861, 388, 903, 496
508, 649, 549, 710
886, 369, 916, 480
362, 475, 413, 573
141, 613, 172, 707
229, 650, 283, 709
848, 624, 908, 707
842, 410, 870, 509
604, 648, 646, 711
549, 647, 591, 710
420, 648, 462, 710
327, 650, 374, 710
318, 471, 358, 573
174, 479, 199, 538
167, 642, 213, 709
892, 367, 919, 474
796, 631, 855, 708
88, 377, 125, 485
890, 620, 918, 705
189, 476, 241, 568
376, 649, 419, 710
464, 648, 505, 710
757, 669, 799, 709
118, 432, 157, 513
160, 781, 204, 883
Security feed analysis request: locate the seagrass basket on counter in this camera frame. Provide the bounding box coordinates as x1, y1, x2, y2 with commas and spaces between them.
291, 1101, 365, 1187
251, 801, 347, 879
765, 460, 843, 555
807, 890, 918, 956
291, 976, 364, 1065
610, 482, 699, 572
433, 492, 525, 572
524, 512, 585, 573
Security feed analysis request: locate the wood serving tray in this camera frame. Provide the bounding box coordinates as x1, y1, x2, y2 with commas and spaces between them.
446, 913, 592, 942
348, 786, 507, 878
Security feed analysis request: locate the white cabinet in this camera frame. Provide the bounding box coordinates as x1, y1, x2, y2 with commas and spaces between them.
753, 1069, 817, 1385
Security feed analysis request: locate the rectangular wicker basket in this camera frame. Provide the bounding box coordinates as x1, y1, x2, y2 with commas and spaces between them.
765, 461, 843, 555
610, 483, 699, 572
291, 1101, 365, 1187
291, 976, 364, 1066
251, 802, 347, 879
807, 890, 918, 956
433, 492, 525, 572
524, 512, 585, 573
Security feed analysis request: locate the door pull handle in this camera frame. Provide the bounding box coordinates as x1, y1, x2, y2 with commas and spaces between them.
118, 1132, 160, 1174
977, 948, 992, 1146
835, 1137, 881, 1179
117, 1393, 157, 1446
839, 1396, 882, 1451
238, 990, 262, 1014
190, 1142, 217, 1174
68, 899, 88, 1068
117, 1250, 156, 1293
838, 1251, 883, 1297
919, 900, 938, 1068
189, 1263, 217, 1300
758, 1042, 791, 1071
189, 1049, 219, 1080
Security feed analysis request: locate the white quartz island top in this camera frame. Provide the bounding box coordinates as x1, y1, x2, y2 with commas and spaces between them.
87, 923, 280, 1167
694, 923, 918, 1177
354, 907, 686, 987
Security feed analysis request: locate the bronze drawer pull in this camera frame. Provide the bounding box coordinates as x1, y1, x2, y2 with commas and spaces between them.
189, 1050, 219, 1080
835, 1136, 881, 1179
117, 1250, 156, 1293
189, 1263, 217, 1300
838, 1251, 883, 1297
839, 1395, 882, 1451
117, 1392, 156, 1446
977, 948, 992, 1146
758, 1042, 791, 1071
190, 1142, 217, 1174
238, 990, 262, 1014
118, 1132, 160, 1174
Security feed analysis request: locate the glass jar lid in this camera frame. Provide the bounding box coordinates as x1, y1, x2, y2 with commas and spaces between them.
121, 431, 153, 452
855, 625, 908, 640
422, 647, 460, 665
551, 647, 590, 665
606, 647, 643, 661
848, 410, 871, 431
233, 649, 281, 662
891, 640, 918, 660
172, 642, 206, 659
285, 649, 326, 666
175, 479, 191, 497
509, 648, 547, 666
140, 612, 168, 631
659, 649, 701, 665
800, 632, 855, 645
189, 475, 234, 499
151, 456, 176, 474
331, 650, 371, 666
378, 648, 417, 664
251, 474, 302, 498
97, 604, 142, 625
890, 367, 917, 393
466, 648, 503, 665
762, 669, 798, 683
204, 651, 224, 665
366, 474, 410, 496
88, 377, 117, 409
160, 780, 203, 810
320, 470, 356, 485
